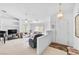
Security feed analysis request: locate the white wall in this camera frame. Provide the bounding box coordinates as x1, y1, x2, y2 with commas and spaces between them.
37, 30, 53, 55
0, 15, 19, 31
50, 10, 74, 46
73, 4, 79, 50
50, 4, 79, 49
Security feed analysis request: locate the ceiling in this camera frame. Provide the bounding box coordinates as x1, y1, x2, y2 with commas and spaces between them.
0, 3, 75, 21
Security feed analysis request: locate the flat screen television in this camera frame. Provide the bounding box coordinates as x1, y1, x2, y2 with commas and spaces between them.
0, 31, 6, 33
8, 29, 17, 34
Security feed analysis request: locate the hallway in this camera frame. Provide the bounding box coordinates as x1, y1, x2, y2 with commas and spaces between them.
0, 38, 67, 55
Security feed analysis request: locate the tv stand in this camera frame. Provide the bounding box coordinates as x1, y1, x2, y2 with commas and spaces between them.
8, 34, 18, 40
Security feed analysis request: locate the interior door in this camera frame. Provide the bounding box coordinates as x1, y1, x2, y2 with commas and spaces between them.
55, 20, 68, 45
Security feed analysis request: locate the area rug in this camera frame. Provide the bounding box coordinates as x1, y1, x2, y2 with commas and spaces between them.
49, 42, 68, 52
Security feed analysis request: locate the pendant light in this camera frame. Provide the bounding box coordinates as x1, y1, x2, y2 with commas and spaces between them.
57, 3, 64, 19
